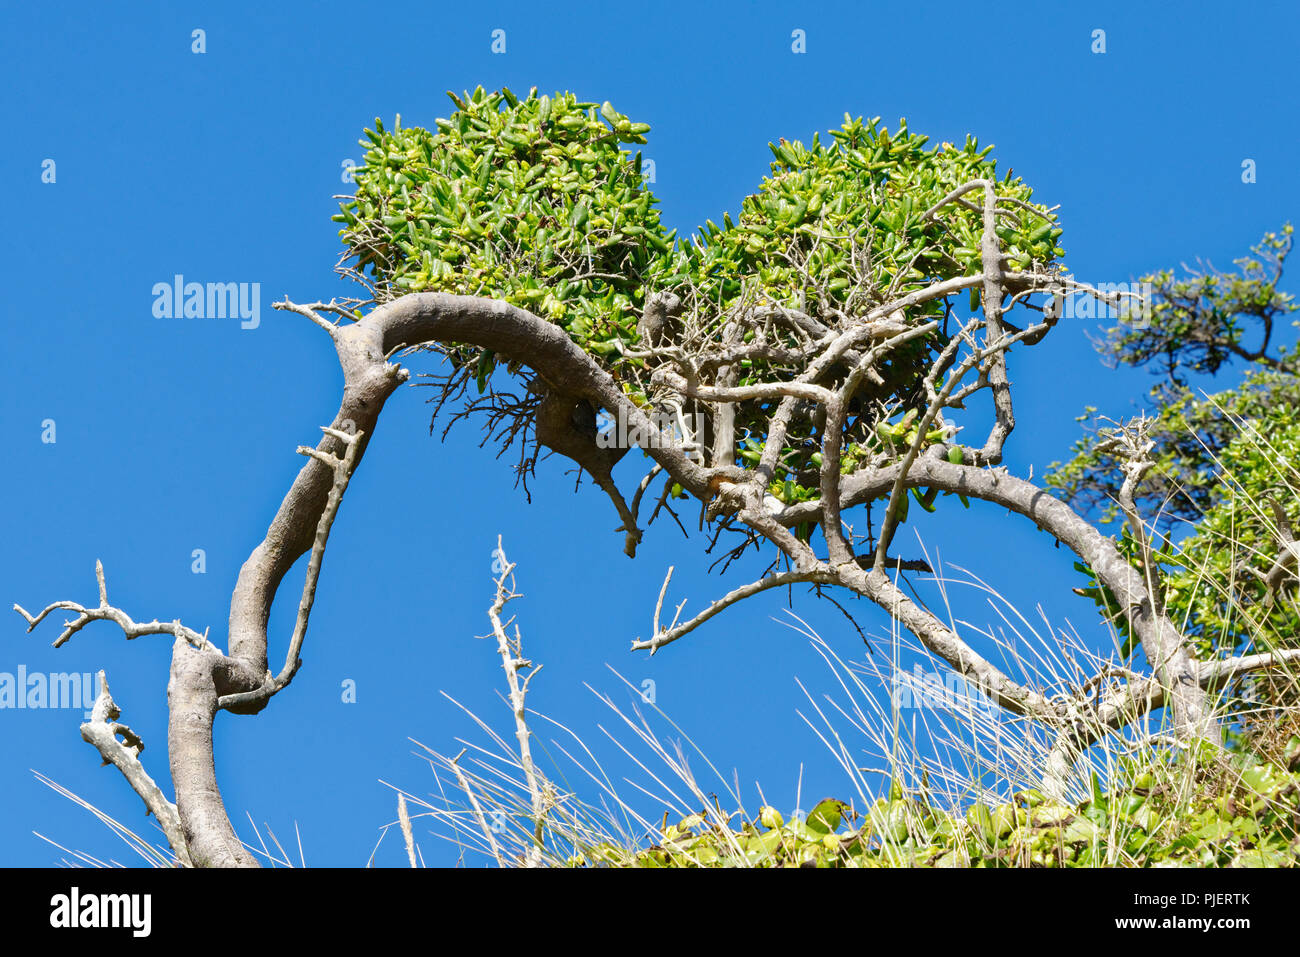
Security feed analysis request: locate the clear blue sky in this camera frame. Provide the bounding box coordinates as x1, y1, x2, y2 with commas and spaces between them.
1, 0, 1295, 866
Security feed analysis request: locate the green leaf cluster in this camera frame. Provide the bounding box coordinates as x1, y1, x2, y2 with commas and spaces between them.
677, 115, 1062, 316
336, 89, 1062, 485
336, 87, 672, 373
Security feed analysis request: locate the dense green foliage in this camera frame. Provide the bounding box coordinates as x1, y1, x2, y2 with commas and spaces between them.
334, 89, 667, 371
336, 87, 1062, 491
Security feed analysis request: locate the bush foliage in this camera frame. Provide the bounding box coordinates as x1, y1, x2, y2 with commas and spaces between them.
572, 738, 1300, 867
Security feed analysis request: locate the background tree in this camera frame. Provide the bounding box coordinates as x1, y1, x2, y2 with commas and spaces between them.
16, 88, 1300, 866
1050, 227, 1296, 524
1049, 225, 1300, 760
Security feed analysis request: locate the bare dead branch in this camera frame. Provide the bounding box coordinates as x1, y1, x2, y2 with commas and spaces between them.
632, 568, 835, 655
79, 671, 192, 867
483, 538, 546, 866
15, 561, 215, 653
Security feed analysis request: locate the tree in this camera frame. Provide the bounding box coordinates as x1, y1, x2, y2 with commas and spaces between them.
1049, 225, 1300, 758
1049, 226, 1297, 526
16, 87, 1300, 866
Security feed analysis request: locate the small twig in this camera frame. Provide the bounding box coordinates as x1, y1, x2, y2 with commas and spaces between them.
633, 569, 833, 655
15, 561, 215, 652
652, 566, 675, 639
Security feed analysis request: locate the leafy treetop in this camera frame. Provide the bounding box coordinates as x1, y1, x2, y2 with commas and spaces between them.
336, 87, 1063, 492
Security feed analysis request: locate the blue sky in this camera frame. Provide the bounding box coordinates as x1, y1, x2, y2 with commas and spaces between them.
1, 0, 1295, 866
